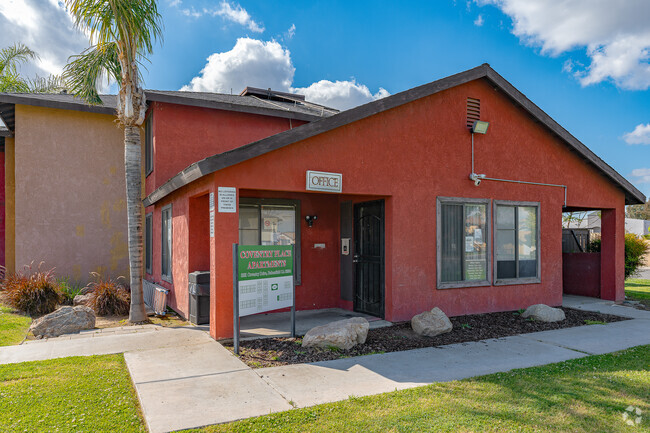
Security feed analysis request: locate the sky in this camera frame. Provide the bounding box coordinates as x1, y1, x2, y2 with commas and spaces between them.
1, 0, 650, 199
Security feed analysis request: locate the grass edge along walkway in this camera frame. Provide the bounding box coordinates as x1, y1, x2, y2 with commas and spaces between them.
0, 353, 146, 432
0, 304, 31, 346
189, 344, 650, 433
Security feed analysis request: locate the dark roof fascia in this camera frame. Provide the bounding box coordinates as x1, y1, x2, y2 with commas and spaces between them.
145, 64, 644, 207
145, 91, 324, 122
0, 93, 115, 116
0, 129, 12, 137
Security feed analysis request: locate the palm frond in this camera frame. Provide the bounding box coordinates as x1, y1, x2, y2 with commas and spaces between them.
65, 0, 163, 61
0, 43, 38, 76
0, 72, 31, 93
63, 43, 120, 105
28, 75, 68, 94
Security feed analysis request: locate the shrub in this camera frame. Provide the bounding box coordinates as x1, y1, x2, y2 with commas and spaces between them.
86, 275, 130, 316
58, 277, 85, 305
1, 263, 62, 316
624, 233, 649, 279
587, 233, 649, 279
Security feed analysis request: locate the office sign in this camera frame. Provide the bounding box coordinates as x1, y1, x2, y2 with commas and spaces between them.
236, 245, 294, 317
306, 170, 342, 193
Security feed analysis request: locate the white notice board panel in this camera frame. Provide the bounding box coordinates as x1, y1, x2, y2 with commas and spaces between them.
218, 187, 236, 212
238, 275, 293, 317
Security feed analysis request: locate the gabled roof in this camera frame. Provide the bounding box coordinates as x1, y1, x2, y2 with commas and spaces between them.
143, 64, 645, 207
0, 89, 338, 135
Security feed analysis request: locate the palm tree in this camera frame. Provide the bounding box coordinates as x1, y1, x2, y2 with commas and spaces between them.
63, 0, 163, 323
0, 43, 65, 93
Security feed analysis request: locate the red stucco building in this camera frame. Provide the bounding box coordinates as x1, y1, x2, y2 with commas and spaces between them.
141, 64, 644, 340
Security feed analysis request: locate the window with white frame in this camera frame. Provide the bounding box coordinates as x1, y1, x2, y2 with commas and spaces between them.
161, 205, 172, 281
437, 197, 490, 288
494, 202, 539, 283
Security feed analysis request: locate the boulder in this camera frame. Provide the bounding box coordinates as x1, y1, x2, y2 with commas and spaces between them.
521, 304, 565, 322
30, 306, 96, 338
302, 317, 369, 350
73, 293, 93, 307
411, 307, 453, 337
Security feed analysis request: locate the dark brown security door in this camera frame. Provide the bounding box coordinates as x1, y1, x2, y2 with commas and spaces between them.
353, 200, 385, 318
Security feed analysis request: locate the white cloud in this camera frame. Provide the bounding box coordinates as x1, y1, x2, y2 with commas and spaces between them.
181, 37, 389, 110
623, 123, 650, 145
293, 80, 389, 111
0, 0, 88, 77
474, 14, 484, 26
181, 38, 294, 93
286, 24, 296, 40
169, 1, 264, 32
209, 1, 264, 33
476, 0, 650, 90
631, 168, 650, 184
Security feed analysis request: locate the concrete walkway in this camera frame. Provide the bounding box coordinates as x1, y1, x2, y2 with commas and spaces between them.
1, 297, 649, 433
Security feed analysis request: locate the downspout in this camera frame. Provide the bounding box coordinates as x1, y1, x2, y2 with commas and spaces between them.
470, 132, 567, 207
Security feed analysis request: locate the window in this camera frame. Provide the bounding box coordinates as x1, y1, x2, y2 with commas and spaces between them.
494, 201, 540, 284
145, 213, 153, 274
238, 198, 301, 283
145, 114, 153, 176
437, 197, 490, 289
161, 205, 172, 281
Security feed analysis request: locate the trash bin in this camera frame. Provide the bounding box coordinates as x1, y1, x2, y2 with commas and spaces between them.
188, 271, 210, 325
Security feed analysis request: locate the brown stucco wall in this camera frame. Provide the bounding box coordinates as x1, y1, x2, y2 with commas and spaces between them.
13, 105, 130, 284
5, 136, 15, 274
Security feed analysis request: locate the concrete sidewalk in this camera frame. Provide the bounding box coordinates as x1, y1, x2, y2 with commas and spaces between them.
1, 296, 649, 432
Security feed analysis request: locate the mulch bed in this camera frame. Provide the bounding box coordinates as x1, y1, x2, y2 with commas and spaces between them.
224, 307, 628, 368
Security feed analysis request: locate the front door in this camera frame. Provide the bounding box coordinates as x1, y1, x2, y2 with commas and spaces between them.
353, 200, 385, 318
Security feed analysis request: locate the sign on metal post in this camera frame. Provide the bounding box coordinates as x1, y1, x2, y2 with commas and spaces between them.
233, 244, 295, 354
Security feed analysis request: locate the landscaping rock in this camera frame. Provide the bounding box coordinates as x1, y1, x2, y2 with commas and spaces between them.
73, 293, 93, 307
521, 304, 566, 322
29, 306, 96, 338
411, 307, 453, 337
302, 317, 369, 350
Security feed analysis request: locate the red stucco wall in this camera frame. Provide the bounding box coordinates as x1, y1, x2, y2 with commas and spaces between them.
151, 78, 628, 339
146, 101, 307, 193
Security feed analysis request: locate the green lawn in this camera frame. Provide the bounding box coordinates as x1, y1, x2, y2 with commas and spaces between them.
2, 347, 648, 433
0, 354, 146, 433
0, 304, 31, 346
189, 345, 650, 433
626, 278, 650, 308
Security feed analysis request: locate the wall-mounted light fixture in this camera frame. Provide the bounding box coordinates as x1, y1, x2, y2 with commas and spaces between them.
471, 120, 489, 134
305, 215, 318, 227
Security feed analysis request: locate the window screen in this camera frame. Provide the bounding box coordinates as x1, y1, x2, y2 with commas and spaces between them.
161, 206, 172, 280
145, 213, 152, 274
145, 115, 153, 175
439, 200, 488, 284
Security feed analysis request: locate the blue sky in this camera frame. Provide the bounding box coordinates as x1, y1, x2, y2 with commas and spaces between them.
1, 0, 649, 199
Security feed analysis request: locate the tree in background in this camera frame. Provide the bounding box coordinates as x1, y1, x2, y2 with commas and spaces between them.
626, 200, 650, 221
63, 0, 163, 323
0, 43, 65, 93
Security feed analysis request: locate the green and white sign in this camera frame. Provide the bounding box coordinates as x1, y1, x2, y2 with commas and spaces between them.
237, 245, 294, 317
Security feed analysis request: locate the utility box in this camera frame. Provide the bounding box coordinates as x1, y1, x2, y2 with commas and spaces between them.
188, 271, 210, 325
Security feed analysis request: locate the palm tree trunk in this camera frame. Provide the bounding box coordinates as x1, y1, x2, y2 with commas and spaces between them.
125, 125, 146, 322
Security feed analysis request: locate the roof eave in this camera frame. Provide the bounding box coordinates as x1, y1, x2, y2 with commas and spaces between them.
145, 91, 327, 122
0, 94, 115, 115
